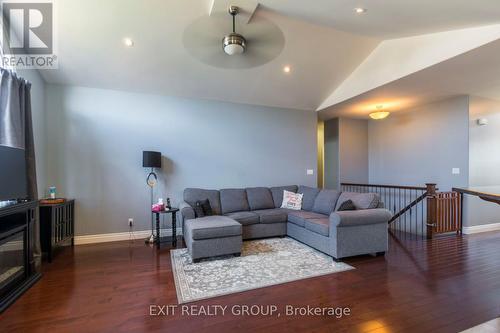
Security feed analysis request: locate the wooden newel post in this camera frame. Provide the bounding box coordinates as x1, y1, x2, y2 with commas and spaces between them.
426, 183, 437, 239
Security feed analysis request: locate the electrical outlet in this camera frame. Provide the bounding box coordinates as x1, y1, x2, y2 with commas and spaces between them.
452, 168, 460, 175
128, 218, 133, 227
307, 169, 314, 175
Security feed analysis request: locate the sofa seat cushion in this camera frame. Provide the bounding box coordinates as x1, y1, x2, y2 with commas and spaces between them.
185, 216, 242, 240
304, 218, 329, 237
224, 211, 260, 226
246, 187, 275, 210
270, 185, 298, 208
253, 209, 288, 224
220, 188, 250, 214
287, 210, 327, 227
184, 188, 222, 215
297, 185, 321, 211
335, 192, 380, 211
312, 189, 341, 215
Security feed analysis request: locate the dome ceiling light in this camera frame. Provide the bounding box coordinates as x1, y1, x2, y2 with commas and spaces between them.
369, 105, 391, 120
222, 6, 247, 55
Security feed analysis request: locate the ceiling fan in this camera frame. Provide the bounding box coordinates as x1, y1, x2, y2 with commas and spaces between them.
183, 4, 285, 69
222, 6, 246, 55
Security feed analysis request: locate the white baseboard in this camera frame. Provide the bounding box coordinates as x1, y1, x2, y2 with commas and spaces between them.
75, 228, 182, 245
463, 222, 500, 234
73, 223, 500, 244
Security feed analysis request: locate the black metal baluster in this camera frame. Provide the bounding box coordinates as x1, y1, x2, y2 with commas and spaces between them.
404, 191, 408, 229
421, 190, 424, 237
399, 188, 402, 227
413, 190, 417, 235
415, 190, 418, 235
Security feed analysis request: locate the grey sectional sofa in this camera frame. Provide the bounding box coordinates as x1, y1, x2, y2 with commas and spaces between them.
180, 185, 392, 261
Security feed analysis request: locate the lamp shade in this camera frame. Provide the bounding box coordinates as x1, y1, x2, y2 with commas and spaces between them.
142, 151, 161, 168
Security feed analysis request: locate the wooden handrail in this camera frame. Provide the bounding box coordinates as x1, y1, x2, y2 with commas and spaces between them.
341, 182, 430, 191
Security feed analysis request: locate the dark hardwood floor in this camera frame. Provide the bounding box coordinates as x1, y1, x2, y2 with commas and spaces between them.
1, 231, 499, 333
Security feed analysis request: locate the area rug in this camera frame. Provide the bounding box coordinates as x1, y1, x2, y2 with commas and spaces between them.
171, 237, 354, 304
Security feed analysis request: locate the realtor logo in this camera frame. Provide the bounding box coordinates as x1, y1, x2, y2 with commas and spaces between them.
0, 0, 57, 69
3, 2, 53, 54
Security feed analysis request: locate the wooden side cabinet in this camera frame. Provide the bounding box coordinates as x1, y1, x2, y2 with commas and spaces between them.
40, 200, 75, 262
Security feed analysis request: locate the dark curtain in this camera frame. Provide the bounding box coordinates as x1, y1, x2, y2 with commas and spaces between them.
0, 68, 41, 269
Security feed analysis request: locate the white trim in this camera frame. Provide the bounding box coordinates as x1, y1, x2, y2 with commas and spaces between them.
463, 222, 500, 234
74, 229, 182, 245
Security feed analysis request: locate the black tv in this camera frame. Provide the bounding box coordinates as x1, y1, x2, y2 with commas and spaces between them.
0, 145, 27, 201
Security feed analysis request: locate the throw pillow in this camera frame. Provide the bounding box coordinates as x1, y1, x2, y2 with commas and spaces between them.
337, 199, 356, 211
199, 199, 213, 216
280, 190, 303, 210
193, 201, 205, 218
193, 199, 213, 217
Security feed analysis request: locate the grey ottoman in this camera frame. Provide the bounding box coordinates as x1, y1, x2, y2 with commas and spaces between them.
184, 216, 242, 262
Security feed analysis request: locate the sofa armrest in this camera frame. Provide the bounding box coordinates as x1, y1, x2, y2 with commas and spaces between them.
330, 209, 392, 228
179, 201, 195, 221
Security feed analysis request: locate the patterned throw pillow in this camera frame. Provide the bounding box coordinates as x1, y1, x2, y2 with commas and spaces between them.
194, 202, 205, 218
194, 199, 213, 217
337, 199, 356, 211
280, 190, 303, 210
200, 199, 213, 216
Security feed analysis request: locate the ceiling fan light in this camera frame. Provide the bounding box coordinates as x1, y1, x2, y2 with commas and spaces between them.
223, 33, 246, 55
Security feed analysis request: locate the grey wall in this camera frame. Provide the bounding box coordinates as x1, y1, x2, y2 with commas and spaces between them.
45, 85, 318, 235
368, 96, 470, 191
323, 118, 339, 189
323, 118, 369, 189
469, 96, 500, 186
339, 118, 368, 184
464, 96, 500, 227
18, 69, 47, 197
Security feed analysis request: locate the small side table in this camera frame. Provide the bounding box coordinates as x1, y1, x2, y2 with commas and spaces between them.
39, 199, 75, 262
153, 208, 179, 249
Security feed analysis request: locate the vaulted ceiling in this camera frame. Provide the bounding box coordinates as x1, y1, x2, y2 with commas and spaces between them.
37, 0, 500, 113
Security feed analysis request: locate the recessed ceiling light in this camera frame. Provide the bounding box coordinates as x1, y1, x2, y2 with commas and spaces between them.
354, 7, 367, 14
123, 38, 134, 47
283, 65, 291, 73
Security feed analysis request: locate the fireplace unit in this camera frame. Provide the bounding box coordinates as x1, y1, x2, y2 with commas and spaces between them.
0, 201, 40, 312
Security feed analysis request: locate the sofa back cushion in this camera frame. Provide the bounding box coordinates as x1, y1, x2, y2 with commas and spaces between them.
270, 185, 298, 208
220, 188, 250, 214
184, 188, 221, 215
246, 187, 274, 210
297, 185, 321, 211
312, 189, 341, 215
335, 192, 380, 211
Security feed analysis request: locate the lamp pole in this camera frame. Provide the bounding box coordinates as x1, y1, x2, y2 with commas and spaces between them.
146, 167, 157, 244
142, 151, 162, 244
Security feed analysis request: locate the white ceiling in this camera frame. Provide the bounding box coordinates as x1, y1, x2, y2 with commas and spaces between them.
40, 0, 378, 110
258, 0, 500, 39
318, 39, 500, 120
37, 0, 500, 111
318, 24, 500, 111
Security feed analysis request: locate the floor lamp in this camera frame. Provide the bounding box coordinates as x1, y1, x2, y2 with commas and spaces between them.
143, 151, 161, 244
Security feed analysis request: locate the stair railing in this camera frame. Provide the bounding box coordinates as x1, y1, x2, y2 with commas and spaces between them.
340, 183, 444, 238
